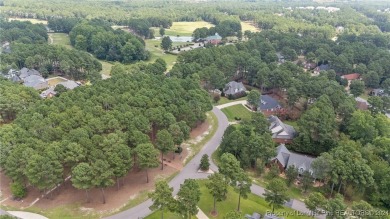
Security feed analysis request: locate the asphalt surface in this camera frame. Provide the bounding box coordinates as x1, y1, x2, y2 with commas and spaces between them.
106, 106, 325, 219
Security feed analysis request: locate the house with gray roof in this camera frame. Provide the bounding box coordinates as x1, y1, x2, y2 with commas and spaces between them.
23, 74, 48, 90
205, 33, 222, 45
58, 80, 79, 90
224, 81, 247, 99
268, 116, 296, 144
271, 144, 316, 177
257, 95, 283, 116
19, 67, 41, 80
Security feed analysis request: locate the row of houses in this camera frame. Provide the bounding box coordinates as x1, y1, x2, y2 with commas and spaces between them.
1, 67, 80, 98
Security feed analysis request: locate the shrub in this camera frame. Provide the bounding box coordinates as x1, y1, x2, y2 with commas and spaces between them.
175, 146, 183, 154
10, 182, 27, 199
234, 117, 241, 121
200, 154, 210, 171
213, 94, 221, 103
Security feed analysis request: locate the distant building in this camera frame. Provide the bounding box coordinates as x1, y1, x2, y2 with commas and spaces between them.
270, 144, 316, 177
276, 52, 285, 64
341, 73, 361, 90
224, 81, 246, 99
313, 64, 329, 74
58, 80, 79, 90
40, 87, 57, 98
268, 116, 296, 144
205, 33, 222, 45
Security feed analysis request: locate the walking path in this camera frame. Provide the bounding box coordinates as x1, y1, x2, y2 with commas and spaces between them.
7, 211, 48, 219
196, 207, 209, 219
106, 102, 325, 219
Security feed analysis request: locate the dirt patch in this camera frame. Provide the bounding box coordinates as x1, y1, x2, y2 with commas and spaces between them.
1, 121, 209, 215
190, 120, 209, 139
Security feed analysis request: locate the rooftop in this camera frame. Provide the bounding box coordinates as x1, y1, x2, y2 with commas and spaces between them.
258, 95, 281, 110
341, 73, 360, 80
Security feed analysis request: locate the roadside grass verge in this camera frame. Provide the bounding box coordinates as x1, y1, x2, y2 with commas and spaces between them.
185, 112, 218, 165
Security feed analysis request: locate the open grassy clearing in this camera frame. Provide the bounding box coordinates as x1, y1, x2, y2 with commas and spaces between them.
283, 120, 298, 129
241, 21, 261, 32
99, 61, 114, 76
144, 39, 178, 70
221, 104, 254, 122
48, 33, 72, 49
164, 21, 214, 36
197, 180, 311, 219
9, 18, 48, 25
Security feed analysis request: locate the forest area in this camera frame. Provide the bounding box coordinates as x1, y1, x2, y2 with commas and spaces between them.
1, 0, 390, 218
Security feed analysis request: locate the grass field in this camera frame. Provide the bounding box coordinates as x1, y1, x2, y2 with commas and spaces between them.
9, 18, 48, 25
283, 120, 298, 129
221, 104, 254, 122
197, 180, 311, 219
164, 21, 214, 36
146, 210, 196, 219
48, 33, 72, 49
144, 39, 178, 70
241, 21, 261, 32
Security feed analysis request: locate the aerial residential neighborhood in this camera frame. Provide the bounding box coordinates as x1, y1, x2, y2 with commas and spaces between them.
0, 0, 390, 219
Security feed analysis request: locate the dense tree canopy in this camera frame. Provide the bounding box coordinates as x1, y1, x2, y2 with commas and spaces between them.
0, 72, 211, 194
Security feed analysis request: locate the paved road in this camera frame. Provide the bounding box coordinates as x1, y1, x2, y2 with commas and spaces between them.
7, 211, 48, 219
106, 105, 325, 219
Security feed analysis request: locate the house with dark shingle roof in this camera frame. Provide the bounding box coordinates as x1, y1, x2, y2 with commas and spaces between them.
257, 95, 283, 116
224, 81, 247, 99
270, 144, 316, 177
268, 116, 296, 144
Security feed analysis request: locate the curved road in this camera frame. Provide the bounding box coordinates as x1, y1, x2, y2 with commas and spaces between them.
107, 105, 324, 219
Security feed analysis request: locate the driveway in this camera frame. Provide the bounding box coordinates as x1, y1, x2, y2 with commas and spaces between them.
106, 104, 325, 219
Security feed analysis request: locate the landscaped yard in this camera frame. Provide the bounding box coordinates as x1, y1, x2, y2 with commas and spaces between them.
146, 210, 196, 219
48, 33, 72, 49
221, 104, 254, 122
99, 60, 113, 76
197, 180, 311, 219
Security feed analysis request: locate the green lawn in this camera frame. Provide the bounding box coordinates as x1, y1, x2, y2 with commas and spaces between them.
215, 96, 247, 106
197, 180, 311, 219
48, 33, 72, 49
46, 77, 68, 86
144, 39, 178, 70
163, 21, 214, 36
221, 104, 254, 122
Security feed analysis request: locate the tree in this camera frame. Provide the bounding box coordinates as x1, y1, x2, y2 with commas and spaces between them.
219, 153, 241, 182
247, 90, 260, 110
175, 179, 201, 219
161, 36, 172, 51
159, 27, 165, 36
301, 170, 313, 192
91, 160, 114, 204
224, 211, 244, 219
135, 143, 160, 183
325, 194, 346, 219
350, 80, 365, 97
75, 35, 88, 51
264, 178, 289, 214
351, 200, 374, 219
71, 162, 93, 202
304, 192, 326, 216
206, 173, 228, 215
54, 84, 68, 96
347, 111, 378, 144
367, 96, 384, 114
266, 163, 280, 180
234, 170, 252, 211
149, 180, 175, 219
10, 182, 27, 199
285, 166, 298, 186
156, 129, 175, 170
200, 154, 210, 171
